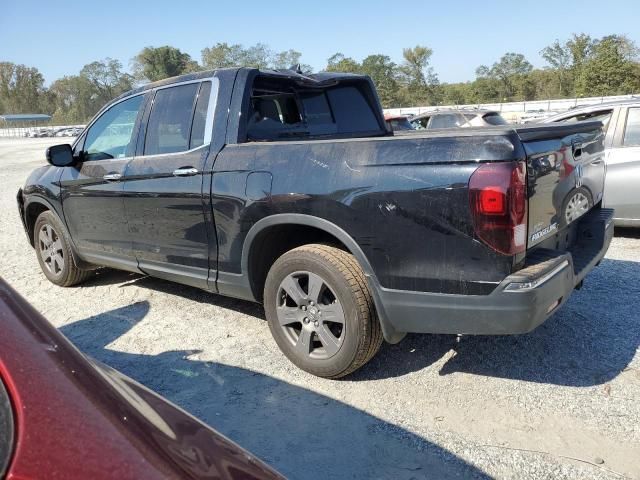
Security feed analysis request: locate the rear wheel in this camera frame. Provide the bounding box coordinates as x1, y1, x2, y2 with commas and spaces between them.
264, 244, 383, 378
34, 211, 93, 287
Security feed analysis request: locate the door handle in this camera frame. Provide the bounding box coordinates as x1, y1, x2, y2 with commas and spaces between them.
103, 173, 122, 181
172, 167, 199, 177
590, 159, 604, 165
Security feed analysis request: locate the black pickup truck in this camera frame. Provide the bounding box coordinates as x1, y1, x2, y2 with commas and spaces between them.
17, 68, 614, 378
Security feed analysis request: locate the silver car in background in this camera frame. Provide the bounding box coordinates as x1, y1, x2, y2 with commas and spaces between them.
542, 100, 640, 227
410, 109, 508, 130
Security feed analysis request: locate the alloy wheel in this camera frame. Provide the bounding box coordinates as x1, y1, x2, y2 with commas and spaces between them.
275, 271, 346, 360
38, 224, 64, 275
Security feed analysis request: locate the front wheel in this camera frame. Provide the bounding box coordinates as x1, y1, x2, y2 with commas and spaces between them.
264, 244, 383, 379
34, 211, 93, 287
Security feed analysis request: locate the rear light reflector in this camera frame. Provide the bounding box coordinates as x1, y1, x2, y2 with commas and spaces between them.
479, 188, 506, 214
469, 161, 527, 255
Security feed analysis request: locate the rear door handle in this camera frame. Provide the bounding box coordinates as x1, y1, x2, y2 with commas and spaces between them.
103, 173, 122, 181
172, 167, 199, 177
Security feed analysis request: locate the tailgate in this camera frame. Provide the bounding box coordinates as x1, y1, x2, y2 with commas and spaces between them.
517, 121, 606, 248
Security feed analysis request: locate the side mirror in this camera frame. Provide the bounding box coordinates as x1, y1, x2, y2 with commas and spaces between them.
46, 144, 75, 167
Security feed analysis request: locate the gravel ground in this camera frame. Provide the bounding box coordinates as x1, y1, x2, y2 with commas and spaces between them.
1, 137, 639, 480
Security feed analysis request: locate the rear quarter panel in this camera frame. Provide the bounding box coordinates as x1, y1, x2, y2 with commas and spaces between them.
212, 133, 522, 294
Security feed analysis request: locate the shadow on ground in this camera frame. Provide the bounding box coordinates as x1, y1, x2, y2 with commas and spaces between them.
61, 302, 489, 480
80, 256, 639, 387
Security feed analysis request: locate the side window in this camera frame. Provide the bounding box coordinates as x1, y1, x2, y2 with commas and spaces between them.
412, 117, 429, 129
144, 83, 199, 156
558, 110, 613, 130
189, 81, 212, 149
83, 95, 144, 161
623, 108, 640, 146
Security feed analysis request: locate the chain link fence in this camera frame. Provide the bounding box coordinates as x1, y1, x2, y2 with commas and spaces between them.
0, 124, 85, 138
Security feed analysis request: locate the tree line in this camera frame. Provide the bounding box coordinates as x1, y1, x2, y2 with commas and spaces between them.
1, 33, 639, 124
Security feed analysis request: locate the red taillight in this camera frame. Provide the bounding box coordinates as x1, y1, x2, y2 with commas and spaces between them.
469, 161, 527, 255
478, 188, 506, 214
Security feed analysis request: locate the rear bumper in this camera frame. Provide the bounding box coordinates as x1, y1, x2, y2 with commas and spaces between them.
374, 208, 614, 337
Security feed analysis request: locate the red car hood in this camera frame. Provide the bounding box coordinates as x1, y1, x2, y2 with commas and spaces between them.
0, 278, 283, 480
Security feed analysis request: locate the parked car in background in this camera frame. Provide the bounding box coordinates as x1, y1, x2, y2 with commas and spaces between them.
384, 113, 415, 131
542, 100, 640, 226
18, 68, 612, 378
410, 109, 508, 130
520, 109, 557, 124
54, 127, 83, 137
55, 128, 74, 137
25, 128, 53, 138
0, 276, 283, 480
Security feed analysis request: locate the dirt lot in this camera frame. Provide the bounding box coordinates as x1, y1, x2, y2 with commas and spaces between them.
1, 137, 639, 479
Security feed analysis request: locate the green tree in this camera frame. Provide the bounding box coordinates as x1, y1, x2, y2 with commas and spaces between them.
360, 55, 399, 107
468, 76, 500, 103
398, 46, 440, 105
325, 53, 362, 73
567, 33, 595, 68
132, 46, 199, 82
49, 75, 96, 123
575, 35, 640, 96
477, 52, 533, 101
49, 58, 134, 123
201, 43, 248, 69
202, 42, 310, 71
0, 62, 48, 114
440, 82, 473, 105
239, 43, 272, 68
272, 49, 312, 73
541, 39, 573, 96
80, 58, 133, 106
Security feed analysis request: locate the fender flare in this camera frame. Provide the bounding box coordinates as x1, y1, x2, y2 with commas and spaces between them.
242, 214, 406, 343
22, 196, 90, 270
23, 196, 61, 245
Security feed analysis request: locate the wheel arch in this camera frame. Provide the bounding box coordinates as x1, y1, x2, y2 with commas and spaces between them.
241, 214, 405, 344
24, 197, 58, 247
23, 196, 90, 270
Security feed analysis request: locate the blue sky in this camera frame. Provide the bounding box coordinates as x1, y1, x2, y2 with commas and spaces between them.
2, 0, 639, 85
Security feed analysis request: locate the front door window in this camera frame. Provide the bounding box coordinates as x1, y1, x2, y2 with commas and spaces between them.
83, 95, 144, 161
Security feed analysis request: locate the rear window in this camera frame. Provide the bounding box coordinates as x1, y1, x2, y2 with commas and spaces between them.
483, 112, 508, 125
246, 76, 382, 141
145, 83, 199, 155
428, 114, 461, 129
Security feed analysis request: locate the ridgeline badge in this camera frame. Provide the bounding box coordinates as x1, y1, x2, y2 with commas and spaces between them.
531, 222, 558, 242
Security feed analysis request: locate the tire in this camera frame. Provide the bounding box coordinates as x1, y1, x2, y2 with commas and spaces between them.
33, 211, 93, 287
562, 187, 593, 225
264, 244, 383, 379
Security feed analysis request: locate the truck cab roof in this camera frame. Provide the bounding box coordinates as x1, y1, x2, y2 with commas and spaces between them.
114, 68, 372, 103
